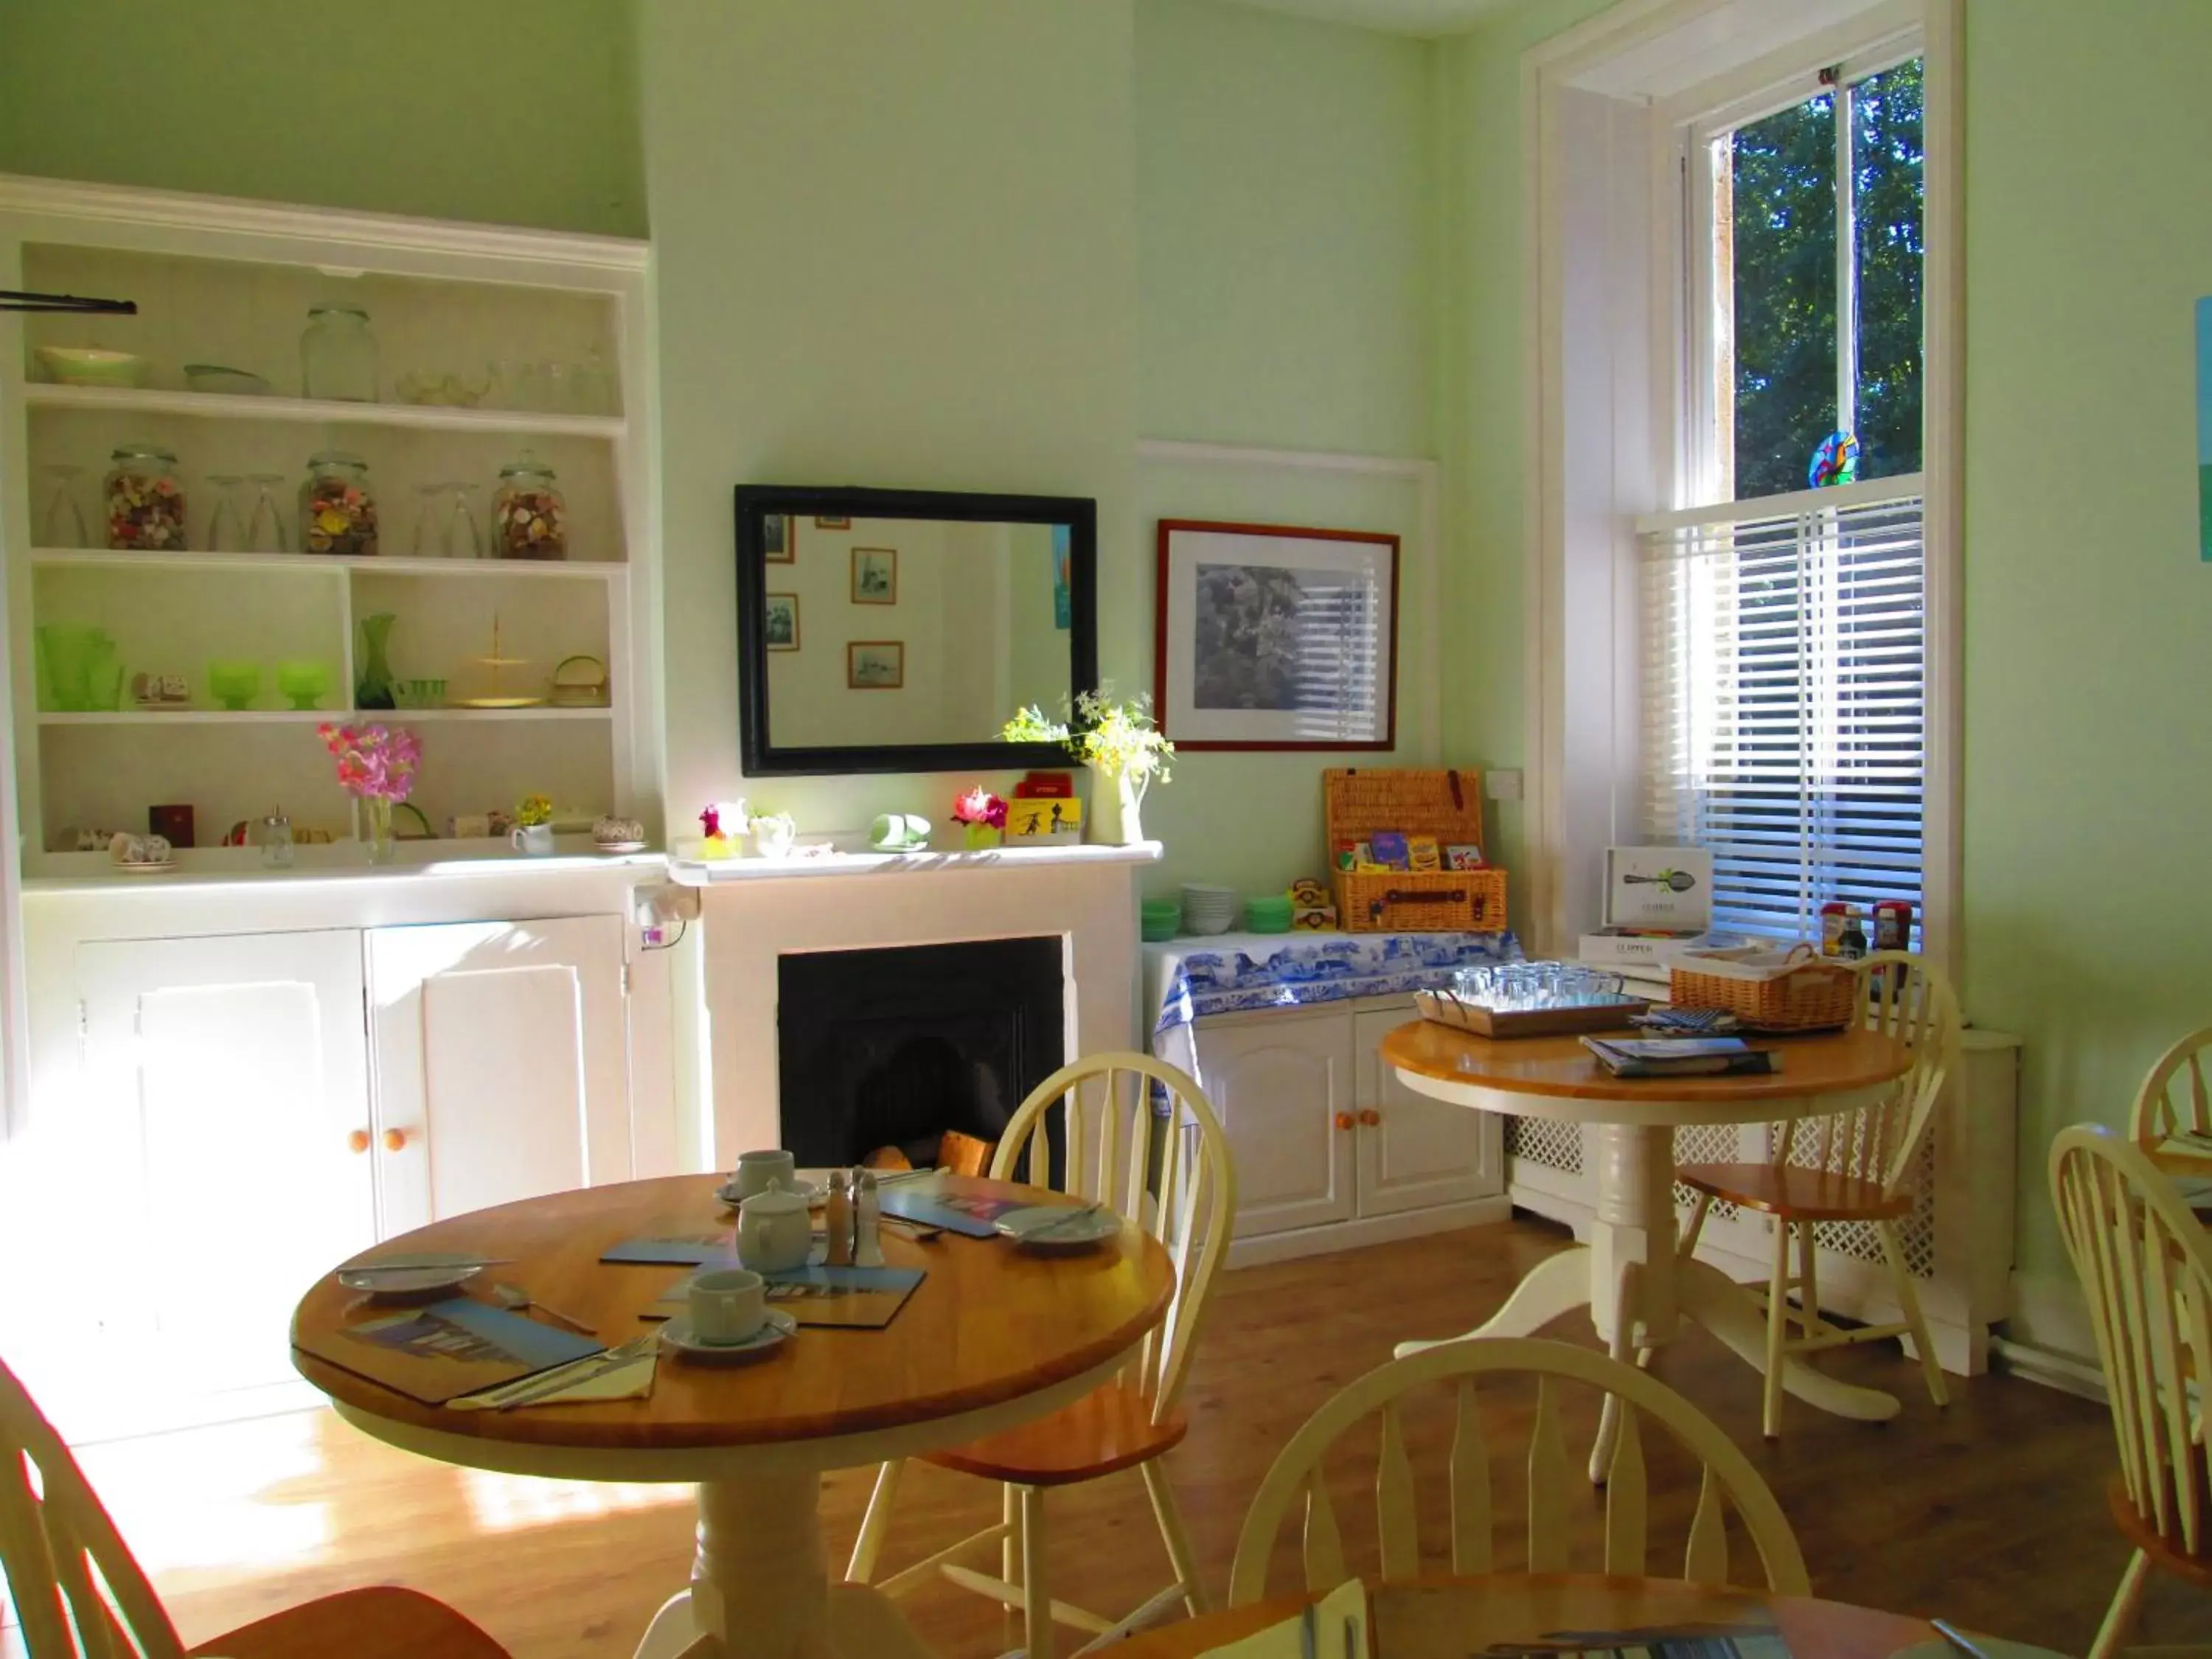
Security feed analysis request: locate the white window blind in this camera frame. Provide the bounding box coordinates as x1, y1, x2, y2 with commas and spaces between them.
1638, 475, 1925, 943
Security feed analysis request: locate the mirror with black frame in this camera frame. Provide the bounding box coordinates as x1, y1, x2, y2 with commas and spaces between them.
735, 485, 1098, 776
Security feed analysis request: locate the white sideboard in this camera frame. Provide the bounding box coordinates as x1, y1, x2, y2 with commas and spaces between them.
1183, 994, 1510, 1267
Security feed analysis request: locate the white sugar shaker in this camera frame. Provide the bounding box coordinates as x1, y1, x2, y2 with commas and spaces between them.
824, 1169, 855, 1266
854, 1169, 884, 1267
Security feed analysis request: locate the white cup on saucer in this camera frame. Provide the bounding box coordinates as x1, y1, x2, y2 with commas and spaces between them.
731, 1149, 796, 1200
689, 1267, 766, 1344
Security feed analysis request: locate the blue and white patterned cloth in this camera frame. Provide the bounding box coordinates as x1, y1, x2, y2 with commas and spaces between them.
1144, 929, 1524, 1079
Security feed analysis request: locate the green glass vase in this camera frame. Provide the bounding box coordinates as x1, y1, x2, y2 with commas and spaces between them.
355, 612, 397, 710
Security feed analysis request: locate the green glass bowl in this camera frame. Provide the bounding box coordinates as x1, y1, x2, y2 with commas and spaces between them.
206, 659, 262, 711
276, 659, 331, 711
1140, 899, 1182, 942
1245, 896, 1295, 934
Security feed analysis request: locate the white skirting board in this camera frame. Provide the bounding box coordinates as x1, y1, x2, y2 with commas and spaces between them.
1991, 1270, 2107, 1402
1225, 1195, 1514, 1270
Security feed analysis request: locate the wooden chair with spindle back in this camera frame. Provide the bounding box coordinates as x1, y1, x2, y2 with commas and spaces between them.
1227, 1337, 1809, 1604
0, 1352, 511, 1659
845, 1052, 1236, 1659
2129, 1026, 2212, 1151
2051, 1124, 2212, 1658
1671, 949, 1960, 1436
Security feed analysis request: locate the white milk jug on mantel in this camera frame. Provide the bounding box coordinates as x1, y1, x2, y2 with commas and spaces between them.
1088, 762, 1147, 846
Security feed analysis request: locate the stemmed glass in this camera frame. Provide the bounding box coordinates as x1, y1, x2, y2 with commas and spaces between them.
205, 475, 246, 553
38, 465, 89, 549
444, 483, 484, 558
244, 473, 288, 554
411, 483, 448, 558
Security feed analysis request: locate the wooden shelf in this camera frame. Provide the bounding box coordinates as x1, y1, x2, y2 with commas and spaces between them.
40, 706, 613, 727
29, 548, 626, 580
24, 382, 626, 439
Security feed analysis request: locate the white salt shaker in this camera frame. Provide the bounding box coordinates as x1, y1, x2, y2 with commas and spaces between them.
824, 1169, 855, 1266
854, 1169, 883, 1267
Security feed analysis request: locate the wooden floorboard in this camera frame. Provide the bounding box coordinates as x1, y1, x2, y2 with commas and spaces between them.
24, 1220, 2207, 1657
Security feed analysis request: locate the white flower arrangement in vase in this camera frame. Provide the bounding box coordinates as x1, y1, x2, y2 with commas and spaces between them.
1001, 689, 1174, 846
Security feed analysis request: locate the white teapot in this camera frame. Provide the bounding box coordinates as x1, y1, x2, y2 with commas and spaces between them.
736, 1179, 812, 1274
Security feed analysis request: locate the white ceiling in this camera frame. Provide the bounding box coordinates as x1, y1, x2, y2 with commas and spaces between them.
1212, 0, 1518, 38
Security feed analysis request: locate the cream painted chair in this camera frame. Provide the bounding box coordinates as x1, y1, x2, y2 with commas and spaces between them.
845, 1053, 1236, 1659
0, 1352, 511, 1659
2129, 1026, 2212, 1150
1227, 1336, 1809, 1604
1672, 950, 1960, 1436
2051, 1124, 2212, 1659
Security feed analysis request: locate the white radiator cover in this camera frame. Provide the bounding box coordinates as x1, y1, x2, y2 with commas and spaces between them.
1504, 1029, 2020, 1375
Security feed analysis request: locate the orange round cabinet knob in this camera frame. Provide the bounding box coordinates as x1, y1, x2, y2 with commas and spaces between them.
1360, 1108, 1382, 1127
347, 1129, 370, 1155
1335, 1111, 1356, 1132
382, 1127, 409, 1152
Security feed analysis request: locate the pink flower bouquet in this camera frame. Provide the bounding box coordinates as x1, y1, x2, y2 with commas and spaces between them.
951, 787, 1008, 850
318, 723, 422, 800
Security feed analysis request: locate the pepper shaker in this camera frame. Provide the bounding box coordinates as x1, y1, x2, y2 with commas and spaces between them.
824, 1169, 855, 1267
854, 1169, 883, 1267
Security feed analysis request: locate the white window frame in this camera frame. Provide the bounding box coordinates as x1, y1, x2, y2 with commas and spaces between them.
1520, 0, 1962, 981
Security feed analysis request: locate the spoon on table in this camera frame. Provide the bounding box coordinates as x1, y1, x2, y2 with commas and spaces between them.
489, 1282, 597, 1335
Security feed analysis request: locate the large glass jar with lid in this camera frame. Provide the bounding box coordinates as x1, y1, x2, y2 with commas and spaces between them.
300, 302, 379, 402
493, 452, 567, 560
102, 444, 188, 550
299, 451, 379, 556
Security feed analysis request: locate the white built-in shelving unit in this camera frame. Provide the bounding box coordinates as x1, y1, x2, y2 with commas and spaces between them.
0, 177, 659, 878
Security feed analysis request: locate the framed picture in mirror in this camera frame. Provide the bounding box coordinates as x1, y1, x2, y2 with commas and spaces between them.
735, 484, 1097, 775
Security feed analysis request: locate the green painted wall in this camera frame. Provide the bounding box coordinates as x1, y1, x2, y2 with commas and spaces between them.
1137, 0, 1436, 457
0, 0, 644, 238
1441, 0, 2212, 1305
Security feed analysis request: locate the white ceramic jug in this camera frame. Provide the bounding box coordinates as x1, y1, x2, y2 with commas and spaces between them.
736, 1180, 812, 1273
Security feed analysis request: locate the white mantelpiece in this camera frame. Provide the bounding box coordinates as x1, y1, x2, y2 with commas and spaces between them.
692, 844, 1160, 1161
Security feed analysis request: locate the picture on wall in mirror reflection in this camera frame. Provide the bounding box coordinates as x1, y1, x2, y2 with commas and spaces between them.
851, 546, 898, 605
764, 593, 799, 651
765, 513, 791, 563
1053, 524, 1072, 629
1155, 518, 1399, 751
815, 515, 852, 529
847, 640, 904, 689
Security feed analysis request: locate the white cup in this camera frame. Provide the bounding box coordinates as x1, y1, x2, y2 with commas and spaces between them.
732, 1148, 796, 1200
689, 1267, 766, 1344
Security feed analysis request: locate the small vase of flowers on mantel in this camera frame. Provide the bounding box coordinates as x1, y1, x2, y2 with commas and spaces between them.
1002, 690, 1173, 847
952, 787, 1008, 851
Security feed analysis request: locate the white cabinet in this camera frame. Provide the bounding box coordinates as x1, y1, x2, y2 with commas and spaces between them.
1189, 996, 1509, 1266
1201, 1006, 1357, 1237
74, 931, 378, 1397
367, 915, 632, 1235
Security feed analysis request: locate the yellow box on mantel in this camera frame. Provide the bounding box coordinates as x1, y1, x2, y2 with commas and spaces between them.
1006, 798, 1082, 844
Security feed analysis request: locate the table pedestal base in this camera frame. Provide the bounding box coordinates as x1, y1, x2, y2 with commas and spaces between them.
1392, 1123, 1899, 1464
636, 1472, 937, 1659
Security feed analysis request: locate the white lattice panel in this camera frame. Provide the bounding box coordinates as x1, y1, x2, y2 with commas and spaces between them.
1774, 1121, 1938, 1277
1503, 1116, 1582, 1174
1671, 1121, 1747, 1220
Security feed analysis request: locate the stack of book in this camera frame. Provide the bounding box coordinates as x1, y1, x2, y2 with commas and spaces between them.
1580, 1035, 1780, 1078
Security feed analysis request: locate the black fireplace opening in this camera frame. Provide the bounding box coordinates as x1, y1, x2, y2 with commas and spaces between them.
776, 936, 1066, 1169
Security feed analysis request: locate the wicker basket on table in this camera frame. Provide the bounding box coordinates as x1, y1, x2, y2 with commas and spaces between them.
1669, 944, 1859, 1031
1324, 767, 1508, 933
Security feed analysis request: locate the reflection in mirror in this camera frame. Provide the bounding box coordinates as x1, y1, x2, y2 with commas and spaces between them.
765, 518, 1069, 751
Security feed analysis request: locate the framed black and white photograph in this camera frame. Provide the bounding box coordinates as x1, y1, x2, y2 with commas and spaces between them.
764, 592, 799, 651
846, 640, 904, 689
850, 546, 897, 605
764, 513, 792, 563
1154, 519, 1399, 750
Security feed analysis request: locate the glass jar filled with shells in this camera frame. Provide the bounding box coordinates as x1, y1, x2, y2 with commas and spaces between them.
103, 443, 189, 550
299, 450, 379, 557
492, 451, 566, 560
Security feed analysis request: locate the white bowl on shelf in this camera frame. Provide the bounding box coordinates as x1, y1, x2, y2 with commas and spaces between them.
1181, 882, 1239, 935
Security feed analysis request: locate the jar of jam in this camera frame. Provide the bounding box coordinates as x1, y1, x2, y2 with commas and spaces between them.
493, 453, 566, 560
299, 451, 379, 556
103, 444, 189, 550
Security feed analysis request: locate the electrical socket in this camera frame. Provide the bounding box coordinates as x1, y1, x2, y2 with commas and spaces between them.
1486, 769, 1524, 801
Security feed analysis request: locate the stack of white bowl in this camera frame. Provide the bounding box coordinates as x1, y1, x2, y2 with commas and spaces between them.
1181, 883, 1240, 936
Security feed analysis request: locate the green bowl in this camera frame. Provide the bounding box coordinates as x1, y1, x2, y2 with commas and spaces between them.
206, 659, 262, 711
1140, 899, 1182, 942
276, 659, 331, 711
36, 347, 146, 388
1245, 896, 1295, 934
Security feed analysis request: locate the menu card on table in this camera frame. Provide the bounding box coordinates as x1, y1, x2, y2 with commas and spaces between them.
878, 1171, 1029, 1239
652, 1255, 926, 1330
293, 1297, 603, 1406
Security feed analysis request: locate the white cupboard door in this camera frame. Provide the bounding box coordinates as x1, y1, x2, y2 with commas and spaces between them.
368, 916, 629, 1235
1194, 1010, 1354, 1237
75, 931, 375, 1397
1353, 1005, 1501, 1217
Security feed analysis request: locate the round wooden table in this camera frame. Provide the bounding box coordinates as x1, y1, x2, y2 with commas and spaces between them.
1381, 1021, 1910, 1439
292, 1175, 1176, 1659
1113, 1576, 1940, 1659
